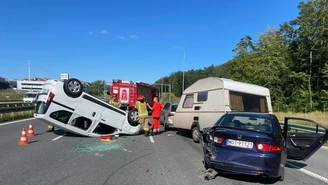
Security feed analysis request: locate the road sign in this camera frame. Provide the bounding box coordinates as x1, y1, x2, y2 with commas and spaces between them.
60, 73, 69, 80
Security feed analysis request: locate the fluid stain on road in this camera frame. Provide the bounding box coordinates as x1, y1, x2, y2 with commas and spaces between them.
75, 143, 121, 154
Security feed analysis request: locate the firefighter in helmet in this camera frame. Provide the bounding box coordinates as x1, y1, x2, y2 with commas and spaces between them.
136, 94, 150, 136
109, 93, 121, 108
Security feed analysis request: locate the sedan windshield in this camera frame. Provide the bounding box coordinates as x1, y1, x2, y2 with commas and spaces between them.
215, 114, 274, 134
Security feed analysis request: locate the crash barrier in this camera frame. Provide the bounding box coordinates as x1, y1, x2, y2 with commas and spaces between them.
0, 100, 22, 103
0, 103, 35, 113
279, 122, 326, 134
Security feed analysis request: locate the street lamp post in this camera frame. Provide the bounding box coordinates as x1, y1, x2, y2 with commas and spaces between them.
173, 46, 186, 93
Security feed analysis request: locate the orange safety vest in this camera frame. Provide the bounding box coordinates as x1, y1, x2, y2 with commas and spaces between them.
137, 101, 148, 117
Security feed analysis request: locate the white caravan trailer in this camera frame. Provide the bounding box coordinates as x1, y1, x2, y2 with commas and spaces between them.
172, 77, 273, 143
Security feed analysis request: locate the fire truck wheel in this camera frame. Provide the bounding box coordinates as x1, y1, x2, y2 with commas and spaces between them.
128, 108, 140, 126
63, 78, 83, 98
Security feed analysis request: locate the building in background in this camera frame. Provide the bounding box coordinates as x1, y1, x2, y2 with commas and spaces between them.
16, 77, 51, 92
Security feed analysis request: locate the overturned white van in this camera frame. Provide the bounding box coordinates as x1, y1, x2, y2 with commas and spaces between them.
34, 78, 140, 137
172, 77, 273, 142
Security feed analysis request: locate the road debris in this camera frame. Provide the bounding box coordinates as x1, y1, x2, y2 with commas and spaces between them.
75, 143, 121, 154
95, 153, 104, 157
204, 168, 218, 180
123, 148, 132, 152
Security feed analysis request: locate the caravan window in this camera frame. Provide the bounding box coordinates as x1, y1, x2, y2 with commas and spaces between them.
182, 94, 194, 108
229, 91, 268, 113
197, 92, 208, 102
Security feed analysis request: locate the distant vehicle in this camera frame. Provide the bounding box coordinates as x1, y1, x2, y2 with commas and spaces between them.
172, 77, 273, 143
160, 101, 179, 131
23, 91, 39, 103
202, 112, 328, 181
34, 78, 140, 137
110, 79, 158, 123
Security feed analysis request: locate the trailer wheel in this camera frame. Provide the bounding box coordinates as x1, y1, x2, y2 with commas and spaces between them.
128, 108, 139, 126
63, 78, 83, 98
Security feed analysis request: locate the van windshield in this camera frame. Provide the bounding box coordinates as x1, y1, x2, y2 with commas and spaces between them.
24, 93, 38, 98
229, 91, 268, 113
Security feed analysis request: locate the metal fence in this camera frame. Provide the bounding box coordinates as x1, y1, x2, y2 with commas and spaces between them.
0, 103, 35, 113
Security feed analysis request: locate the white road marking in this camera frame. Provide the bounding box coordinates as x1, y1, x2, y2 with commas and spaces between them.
52, 135, 64, 141
149, 136, 154, 143
0, 118, 35, 127
286, 162, 328, 184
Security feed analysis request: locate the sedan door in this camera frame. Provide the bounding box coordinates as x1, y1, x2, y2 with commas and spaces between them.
284, 117, 328, 161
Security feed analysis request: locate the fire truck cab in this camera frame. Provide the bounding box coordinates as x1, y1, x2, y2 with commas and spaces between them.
110, 79, 158, 124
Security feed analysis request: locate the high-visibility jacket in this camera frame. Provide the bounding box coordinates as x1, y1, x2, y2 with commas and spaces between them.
136, 101, 148, 117
109, 99, 121, 108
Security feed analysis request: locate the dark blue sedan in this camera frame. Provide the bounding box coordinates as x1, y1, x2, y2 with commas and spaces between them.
202, 112, 328, 181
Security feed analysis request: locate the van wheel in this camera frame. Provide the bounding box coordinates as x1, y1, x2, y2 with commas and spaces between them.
128, 108, 139, 126
192, 126, 201, 143
63, 78, 83, 98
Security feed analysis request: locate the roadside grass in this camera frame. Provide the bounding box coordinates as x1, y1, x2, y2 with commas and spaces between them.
275, 111, 328, 146
274, 111, 328, 128
0, 89, 25, 101
0, 110, 33, 122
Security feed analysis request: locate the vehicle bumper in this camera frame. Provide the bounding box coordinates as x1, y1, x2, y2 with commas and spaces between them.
206, 147, 284, 178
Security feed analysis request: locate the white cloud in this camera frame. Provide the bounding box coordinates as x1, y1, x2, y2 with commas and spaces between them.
119, 36, 127, 40
128, 35, 139, 40
100, 30, 108, 34
89, 32, 93, 35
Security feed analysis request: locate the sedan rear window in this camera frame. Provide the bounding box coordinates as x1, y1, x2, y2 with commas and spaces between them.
216, 115, 274, 134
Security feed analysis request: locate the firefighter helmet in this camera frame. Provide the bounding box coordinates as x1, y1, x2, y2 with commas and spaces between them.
137, 94, 144, 100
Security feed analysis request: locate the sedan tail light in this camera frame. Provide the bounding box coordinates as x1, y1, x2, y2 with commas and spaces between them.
168, 113, 175, 117
256, 143, 282, 153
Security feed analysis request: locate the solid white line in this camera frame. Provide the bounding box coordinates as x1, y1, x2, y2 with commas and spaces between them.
0, 118, 35, 127
149, 136, 154, 143
286, 162, 328, 184
52, 135, 64, 141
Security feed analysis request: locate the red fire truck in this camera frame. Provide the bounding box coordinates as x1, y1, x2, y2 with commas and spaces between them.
110, 79, 158, 124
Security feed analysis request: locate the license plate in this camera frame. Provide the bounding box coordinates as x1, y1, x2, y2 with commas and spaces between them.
226, 139, 254, 149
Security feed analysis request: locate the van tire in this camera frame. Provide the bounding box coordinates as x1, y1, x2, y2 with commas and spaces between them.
63, 78, 83, 98
128, 108, 139, 126
192, 126, 201, 143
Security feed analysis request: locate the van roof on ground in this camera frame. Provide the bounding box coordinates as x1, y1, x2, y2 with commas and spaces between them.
183, 77, 270, 96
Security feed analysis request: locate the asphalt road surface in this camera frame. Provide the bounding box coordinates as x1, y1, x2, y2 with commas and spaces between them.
0, 118, 327, 185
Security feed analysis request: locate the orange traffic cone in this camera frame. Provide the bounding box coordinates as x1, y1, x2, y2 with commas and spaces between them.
18, 128, 29, 145
27, 122, 35, 137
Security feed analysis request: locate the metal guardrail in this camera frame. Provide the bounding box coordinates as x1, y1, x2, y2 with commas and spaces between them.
280, 122, 326, 134
0, 100, 22, 103
0, 103, 35, 113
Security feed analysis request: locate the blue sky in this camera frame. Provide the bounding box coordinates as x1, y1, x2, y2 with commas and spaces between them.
0, 0, 302, 83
